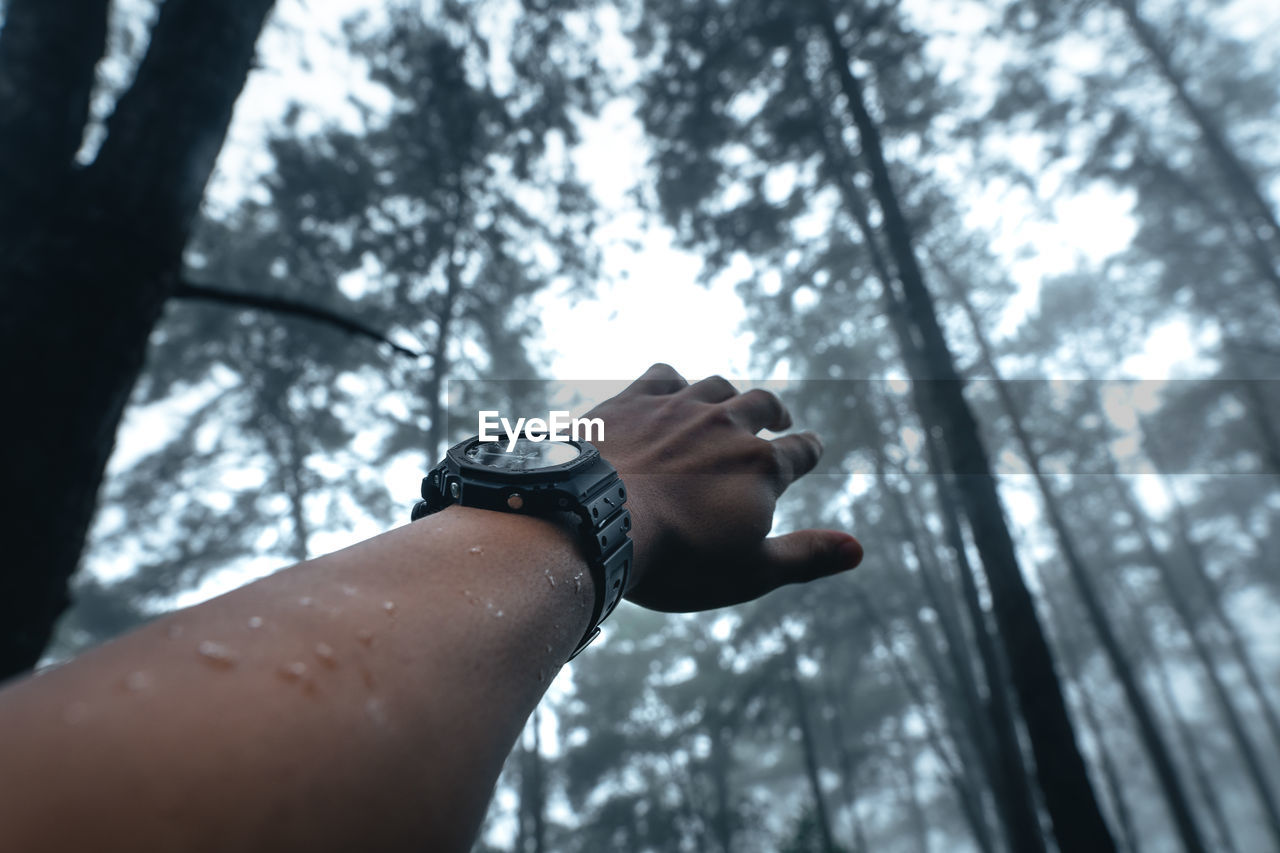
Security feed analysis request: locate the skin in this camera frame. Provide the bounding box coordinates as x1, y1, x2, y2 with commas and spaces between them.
0, 363, 862, 852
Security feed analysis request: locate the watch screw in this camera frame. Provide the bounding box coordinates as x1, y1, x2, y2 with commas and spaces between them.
507, 493, 524, 510
450, 481, 460, 499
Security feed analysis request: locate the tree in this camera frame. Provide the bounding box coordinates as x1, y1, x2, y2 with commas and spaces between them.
630, 0, 1116, 846
41, 1, 607, 661
0, 0, 280, 680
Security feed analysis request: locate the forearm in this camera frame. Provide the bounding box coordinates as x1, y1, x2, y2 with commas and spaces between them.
0, 506, 594, 852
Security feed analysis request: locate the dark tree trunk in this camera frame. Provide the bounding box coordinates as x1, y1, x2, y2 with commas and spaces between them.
944, 269, 1210, 853
0, 0, 278, 681
1039, 585, 1144, 853
798, 37, 1044, 852
806, 2, 1116, 849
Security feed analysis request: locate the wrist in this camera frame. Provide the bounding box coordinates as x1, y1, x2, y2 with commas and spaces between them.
412, 434, 631, 659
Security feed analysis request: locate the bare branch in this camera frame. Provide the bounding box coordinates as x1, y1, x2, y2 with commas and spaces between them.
175, 280, 423, 360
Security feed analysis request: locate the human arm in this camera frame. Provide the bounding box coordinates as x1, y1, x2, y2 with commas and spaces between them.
0, 364, 862, 852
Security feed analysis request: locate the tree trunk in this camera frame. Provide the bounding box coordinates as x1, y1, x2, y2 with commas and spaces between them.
894, 718, 932, 853
1143, 423, 1280, 756
876, 395, 1046, 853
784, 635, 838, 853
942, 266, 1210, 852
1112, 570, 1244, 853
850, 588, 998, 853
822, 678, 870, 853
797, 36, 1045, 851
0, 0, 278, 681
1040, 584, 1144, 853
708, 716, 735, 853
424, 225, 463, 463
806, 3, 1116, 848
1102, 450, 1280, 845
517, 708, 546, 853
1112, 0, 1280, 276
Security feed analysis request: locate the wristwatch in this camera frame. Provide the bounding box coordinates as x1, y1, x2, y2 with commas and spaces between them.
411, 433, 633, 659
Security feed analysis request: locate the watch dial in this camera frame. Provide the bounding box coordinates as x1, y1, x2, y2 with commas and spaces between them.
465, 438, 581, 471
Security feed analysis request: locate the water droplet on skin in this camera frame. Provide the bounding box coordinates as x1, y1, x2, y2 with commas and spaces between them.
356, 629, 374, 647
278, 662, 308, 682
495, 609, 504, 618
299, 596, 315, 608
125, 671, 152, 692
365, 697, 388, 726
166, 624, 184, 640
197, 641, 238, 669
315, 642, 338, 668
382, 601, 396, 616
468, 545, 483, 555
248, 616, 264, 629
340, 584, 359, 597
545, 570, 556, 588
63, 702, 90, 725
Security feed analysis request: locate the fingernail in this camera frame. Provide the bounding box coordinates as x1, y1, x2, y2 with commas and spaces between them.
838, 538, 863, 569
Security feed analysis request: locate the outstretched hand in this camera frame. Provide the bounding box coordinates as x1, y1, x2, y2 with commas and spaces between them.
587, 363, 862, 612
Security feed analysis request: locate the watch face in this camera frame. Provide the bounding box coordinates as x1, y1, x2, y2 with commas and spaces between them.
464, 438, 582, 472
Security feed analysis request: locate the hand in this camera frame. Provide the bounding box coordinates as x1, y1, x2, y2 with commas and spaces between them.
586, 363, 862, 612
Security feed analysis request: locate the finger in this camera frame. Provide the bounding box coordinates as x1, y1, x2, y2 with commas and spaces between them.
748, 529, 863, 594
724, 388, 792, 433
623, 362, 688, 396
685, 374, 739, 403
769, 431, 824, 489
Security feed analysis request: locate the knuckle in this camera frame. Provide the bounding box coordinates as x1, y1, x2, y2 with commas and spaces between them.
701, 403, 735, 429
747, 388, 785, 416
745, 437, 782, 475
706, 375, 737, 395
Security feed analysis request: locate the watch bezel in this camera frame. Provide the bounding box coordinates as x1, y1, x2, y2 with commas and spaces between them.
447, 435, 598, 483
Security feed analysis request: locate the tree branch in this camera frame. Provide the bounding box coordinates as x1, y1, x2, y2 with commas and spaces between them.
175, 281, 422, 359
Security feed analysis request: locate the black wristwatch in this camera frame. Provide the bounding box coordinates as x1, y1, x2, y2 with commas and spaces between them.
411, 433, 633, 659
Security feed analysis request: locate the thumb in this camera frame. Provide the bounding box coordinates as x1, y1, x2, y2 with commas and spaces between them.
754, 529, 863, 592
